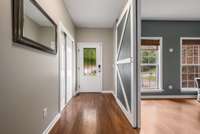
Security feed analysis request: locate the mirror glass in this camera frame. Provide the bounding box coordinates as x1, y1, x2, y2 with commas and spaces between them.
23, 0, 56, 50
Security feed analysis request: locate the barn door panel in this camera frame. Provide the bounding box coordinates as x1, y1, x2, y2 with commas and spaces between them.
115, 0, 140, 128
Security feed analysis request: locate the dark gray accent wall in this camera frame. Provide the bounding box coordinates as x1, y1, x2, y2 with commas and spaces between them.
142, 20, 200, 96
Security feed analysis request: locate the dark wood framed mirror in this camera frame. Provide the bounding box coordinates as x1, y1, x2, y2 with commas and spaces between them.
12, 0, 57, 54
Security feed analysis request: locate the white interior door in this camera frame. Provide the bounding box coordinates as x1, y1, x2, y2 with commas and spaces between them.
60, 32, 67, 111
66, 38, 74, 103
78, 43, 102, 92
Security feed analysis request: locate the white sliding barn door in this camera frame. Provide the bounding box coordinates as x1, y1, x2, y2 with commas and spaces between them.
115, 0, 140, 128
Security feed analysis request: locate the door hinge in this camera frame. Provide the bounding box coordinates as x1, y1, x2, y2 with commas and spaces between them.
77, 48, 80, 52
131, 57, 134, 63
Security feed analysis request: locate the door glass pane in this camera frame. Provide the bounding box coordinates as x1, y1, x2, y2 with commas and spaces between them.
117, 74, 127, 110
117, 11, 127, 50
118, 63, 131, 109
84, 48, 96, 76
118, 11, 131, 60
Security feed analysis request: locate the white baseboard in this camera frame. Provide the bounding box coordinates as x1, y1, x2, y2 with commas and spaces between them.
75, 90, 114, 95
101, 90, 114, 95
142, 95, 197, 99
42, 113, 60, 134
76, 90, 102, 93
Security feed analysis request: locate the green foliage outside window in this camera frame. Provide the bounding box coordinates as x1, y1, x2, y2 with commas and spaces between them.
84, 48, 96, 76
141, 50, 157, 64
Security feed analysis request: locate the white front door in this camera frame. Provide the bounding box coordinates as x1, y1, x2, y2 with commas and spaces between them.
78, 43, 102, 92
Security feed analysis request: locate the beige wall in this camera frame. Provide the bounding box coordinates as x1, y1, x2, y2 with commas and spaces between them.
76, 28, 114, 91
0, 0, 75, 134
38, 27, 55, 48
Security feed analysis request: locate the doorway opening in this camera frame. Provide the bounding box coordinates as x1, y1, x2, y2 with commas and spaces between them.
59, 23, 76, 112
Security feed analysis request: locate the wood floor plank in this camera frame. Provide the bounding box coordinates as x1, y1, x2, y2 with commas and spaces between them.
141, 99, 200, 134
50, 93, 200, 134
50, 93, 137, 134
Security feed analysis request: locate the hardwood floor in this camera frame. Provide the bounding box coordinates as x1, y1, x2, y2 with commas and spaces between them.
50, 93, 200, 134
141, 99, 200, 134
50, 93, 138, 134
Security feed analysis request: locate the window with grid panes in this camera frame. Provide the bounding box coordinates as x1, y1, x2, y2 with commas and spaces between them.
181, 39, 200, 89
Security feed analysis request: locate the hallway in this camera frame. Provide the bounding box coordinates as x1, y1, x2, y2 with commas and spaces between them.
50, 93, 138, 134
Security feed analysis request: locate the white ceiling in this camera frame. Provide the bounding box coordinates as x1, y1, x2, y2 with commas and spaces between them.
141, 0, 200, 20
64, 0, 200, 28
64, 0, 127, 28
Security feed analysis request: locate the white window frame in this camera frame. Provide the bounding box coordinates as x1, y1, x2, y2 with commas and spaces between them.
141, 37, 163, 92
180, 37, 200, 92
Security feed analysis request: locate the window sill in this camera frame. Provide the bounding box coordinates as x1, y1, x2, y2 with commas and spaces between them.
181, 88, 198, 92
142, 89, 163, 93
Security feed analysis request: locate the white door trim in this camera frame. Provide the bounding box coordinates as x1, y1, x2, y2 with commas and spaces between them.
77, 42, 103, 93
136, 0, 141, 128
58, 22, 75, 112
